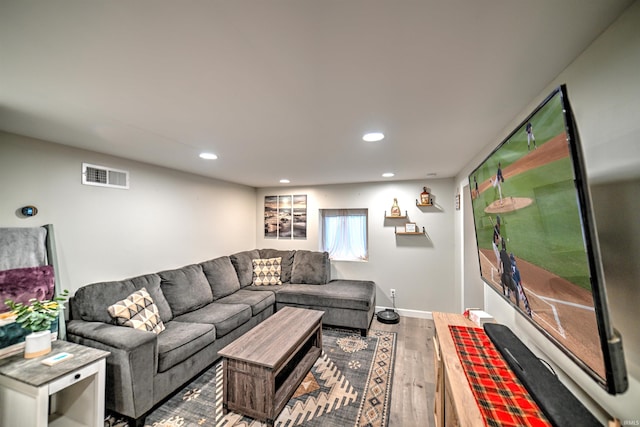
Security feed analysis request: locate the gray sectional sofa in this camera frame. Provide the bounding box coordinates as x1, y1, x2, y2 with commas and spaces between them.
66, 249, 376, 423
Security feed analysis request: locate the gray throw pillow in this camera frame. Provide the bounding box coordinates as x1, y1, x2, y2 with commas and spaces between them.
290, 250, 330, 284
230, 249, 260, 288
159, 264, 213, 316
259, 249, 295, 283
200, 256, 241, 300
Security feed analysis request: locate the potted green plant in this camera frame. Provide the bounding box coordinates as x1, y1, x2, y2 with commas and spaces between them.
4, 289, 69, 358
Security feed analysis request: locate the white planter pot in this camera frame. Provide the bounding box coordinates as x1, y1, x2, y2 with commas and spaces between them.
24, 330, 52, 359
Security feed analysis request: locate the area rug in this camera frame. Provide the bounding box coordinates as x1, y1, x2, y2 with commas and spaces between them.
105, 328, 396, 427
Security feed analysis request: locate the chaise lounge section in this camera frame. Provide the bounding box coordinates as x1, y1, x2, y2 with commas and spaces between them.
66, 249, 376, 423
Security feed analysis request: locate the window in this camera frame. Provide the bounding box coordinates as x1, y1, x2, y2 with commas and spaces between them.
320, 209, 368, 261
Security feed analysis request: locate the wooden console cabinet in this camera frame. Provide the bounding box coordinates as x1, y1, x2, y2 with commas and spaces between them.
433, 312, 485, 427
434, 312, 604, 427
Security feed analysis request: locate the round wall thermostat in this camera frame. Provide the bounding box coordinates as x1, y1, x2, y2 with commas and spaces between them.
21, 206, 38, 217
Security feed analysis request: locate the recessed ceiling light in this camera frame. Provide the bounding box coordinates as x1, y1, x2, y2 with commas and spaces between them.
279, 179, 290, 184
199, 152, 218, 160
382, 172, 395, 178
363, 132, 385, 142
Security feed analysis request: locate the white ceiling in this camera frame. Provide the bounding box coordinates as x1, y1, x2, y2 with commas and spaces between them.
0, 1, 633, 188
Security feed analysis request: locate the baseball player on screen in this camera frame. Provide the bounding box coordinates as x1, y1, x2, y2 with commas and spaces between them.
526, 121, 536, 151
510, 252, 532, 316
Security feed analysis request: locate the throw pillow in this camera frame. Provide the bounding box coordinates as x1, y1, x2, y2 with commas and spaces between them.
158, 264, 213, 317
107, 287, 165, 334
230, 250, 261, 287
200, 256, 241, 300
290, 250, 330, 284
252, 257, 283, 286
259, 249, 295, 283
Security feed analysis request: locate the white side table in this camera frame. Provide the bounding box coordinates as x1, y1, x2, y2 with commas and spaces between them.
0, 340, 110, 427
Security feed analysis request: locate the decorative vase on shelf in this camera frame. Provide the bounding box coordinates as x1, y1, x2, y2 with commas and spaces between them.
390, 198, 401, 216
24, 330, 52, 359
420, 187, 430, 205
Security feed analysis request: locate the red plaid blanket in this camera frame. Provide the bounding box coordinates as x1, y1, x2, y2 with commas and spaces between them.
449, 325, 551, 427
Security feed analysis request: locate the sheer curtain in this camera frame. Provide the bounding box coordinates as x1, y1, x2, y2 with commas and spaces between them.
321, 209, 368, 261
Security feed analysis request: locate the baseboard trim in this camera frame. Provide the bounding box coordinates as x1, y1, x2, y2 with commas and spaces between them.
375, 306, 432, 320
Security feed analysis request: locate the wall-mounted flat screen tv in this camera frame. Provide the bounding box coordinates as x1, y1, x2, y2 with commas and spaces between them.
468, 85, 627, 394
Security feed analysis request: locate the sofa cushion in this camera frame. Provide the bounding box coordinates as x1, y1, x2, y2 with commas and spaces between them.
252, 257, 282, 286
107, 288, 165, 334
200, 256, 241, 300
159, 264, 213, 317
216, 289, 275, 316
245, 283, 289, 293
72, 273, 173, 323
156, 321, 216, 373
275, 280, 375, 311
230, 249, 260, 288
259, 249, 295, 283
173, 302, 252, 338
290, 250, 330, 284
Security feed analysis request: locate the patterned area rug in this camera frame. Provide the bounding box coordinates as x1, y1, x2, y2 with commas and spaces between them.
105, 328, 396, 427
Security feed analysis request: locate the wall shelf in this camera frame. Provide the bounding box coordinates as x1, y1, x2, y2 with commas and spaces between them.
395, 226, 426, 235
416, 200, 433, 207
384, 210, 408, 219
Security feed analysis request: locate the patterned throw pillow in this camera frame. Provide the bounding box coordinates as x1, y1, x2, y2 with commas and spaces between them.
107, 287, 165, 334
252, 257, 283, 286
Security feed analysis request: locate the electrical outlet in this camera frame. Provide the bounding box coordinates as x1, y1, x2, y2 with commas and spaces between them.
390, 289, 396, 298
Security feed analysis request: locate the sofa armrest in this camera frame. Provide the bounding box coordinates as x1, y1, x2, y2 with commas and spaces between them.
66, 320, 157, 419
67, 319, 156, 349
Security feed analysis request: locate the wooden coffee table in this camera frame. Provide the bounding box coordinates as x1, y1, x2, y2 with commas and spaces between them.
219, 306, 324, 425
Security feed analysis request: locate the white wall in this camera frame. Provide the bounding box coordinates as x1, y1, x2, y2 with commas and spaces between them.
256, 179, 456, 315
0, 131, 257, 293
1, 131, 457, 317
455, 1, 640, 422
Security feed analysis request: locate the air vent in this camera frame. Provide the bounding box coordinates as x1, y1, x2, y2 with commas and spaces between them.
82, 163, 129, 189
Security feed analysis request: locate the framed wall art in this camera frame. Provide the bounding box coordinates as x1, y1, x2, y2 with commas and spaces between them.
264, 194, 307, 239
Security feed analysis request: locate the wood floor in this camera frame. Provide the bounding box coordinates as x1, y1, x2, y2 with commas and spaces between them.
370, 315, 436, 427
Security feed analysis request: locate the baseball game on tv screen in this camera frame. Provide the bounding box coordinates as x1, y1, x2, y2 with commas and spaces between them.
468, 85, 627, 394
